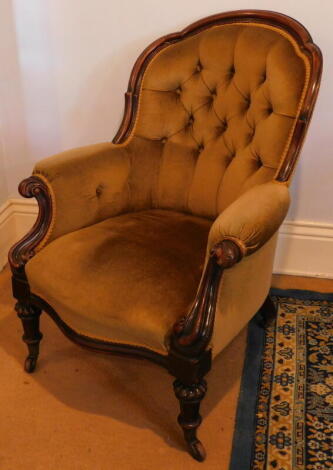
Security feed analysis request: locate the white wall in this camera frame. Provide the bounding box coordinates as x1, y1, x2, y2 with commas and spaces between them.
1, 0, 332, 223
0, 141, 8, 206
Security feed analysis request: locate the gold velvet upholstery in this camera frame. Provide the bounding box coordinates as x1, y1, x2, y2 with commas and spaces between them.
26, 20, 311, 357
27, 210, 211, 352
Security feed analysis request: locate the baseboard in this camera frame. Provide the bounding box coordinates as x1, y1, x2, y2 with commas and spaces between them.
0, 198, 38, 271
1, 198, 333, 278
274, 221, 333, 278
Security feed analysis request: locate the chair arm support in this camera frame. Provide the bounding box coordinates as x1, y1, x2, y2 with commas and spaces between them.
8, 141, 153, 274
208, 181, 290, 256
169, 239, 242, 357
32, 142, 135, 242
169, 181, 290, 357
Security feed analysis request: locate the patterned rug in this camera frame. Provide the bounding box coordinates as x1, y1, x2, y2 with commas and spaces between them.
230, 289, 333, 470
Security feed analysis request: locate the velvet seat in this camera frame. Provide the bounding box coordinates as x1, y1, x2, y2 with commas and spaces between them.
26, 210, 212, 352
9, 10, 321, 462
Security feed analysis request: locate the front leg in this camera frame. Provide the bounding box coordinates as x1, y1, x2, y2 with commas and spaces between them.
173, 378, 207, 462
16, 301, 43, 373
169, 240, 241, 461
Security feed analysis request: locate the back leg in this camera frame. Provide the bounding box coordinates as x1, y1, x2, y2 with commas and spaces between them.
258, 295, 277, 328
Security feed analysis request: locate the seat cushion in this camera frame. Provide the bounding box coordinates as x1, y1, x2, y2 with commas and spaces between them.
26, 210, 211, 353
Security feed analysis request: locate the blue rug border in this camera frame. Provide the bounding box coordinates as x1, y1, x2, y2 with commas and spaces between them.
270, 287, 333, 301
228, 287, 333, 470
228, 312, 264, 470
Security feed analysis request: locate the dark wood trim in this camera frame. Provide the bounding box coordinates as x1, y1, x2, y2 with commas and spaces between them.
16, 301, 43, 373
173, 378, 207, 461
8, 176, 53, 276
276, 41, 322, 181
30, 294, 168, 368
113, 9, 322, 186
169, 240, 242, 358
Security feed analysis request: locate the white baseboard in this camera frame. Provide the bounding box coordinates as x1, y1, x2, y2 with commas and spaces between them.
274, 221, 333, 278
1, 198, 333, 278
0, 198, 38, 271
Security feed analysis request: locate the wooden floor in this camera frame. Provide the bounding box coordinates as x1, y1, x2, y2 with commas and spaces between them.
0, 265, 332, 470
272, 273, 333, 292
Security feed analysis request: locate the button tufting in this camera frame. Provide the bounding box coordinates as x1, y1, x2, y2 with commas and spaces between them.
222, 119, 228, 130
248, 131, 254, 143
261, 73, 266, 83
96, 184, 103, 198
161, 137, 167, 144
175, 86, 182, 95
196, 61, 203, 72
267, 106, 273, 114
229, 65, 235, 75
198, 143, 204, 152
211, 88, 217, 97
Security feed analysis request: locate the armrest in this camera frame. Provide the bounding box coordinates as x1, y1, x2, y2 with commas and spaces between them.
32, 139, 158, 243
9, 139, 159, 272
169, 181, 289, 359
208, 181, 290, 258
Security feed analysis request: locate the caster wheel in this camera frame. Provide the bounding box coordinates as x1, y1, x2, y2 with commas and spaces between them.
187, 439, 206, 462
24, 356, 37, 373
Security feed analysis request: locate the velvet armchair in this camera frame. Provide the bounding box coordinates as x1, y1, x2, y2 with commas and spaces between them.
9, 10, 321, 462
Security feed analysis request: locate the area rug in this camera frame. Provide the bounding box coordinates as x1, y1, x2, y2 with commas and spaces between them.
230, 289, 333, 470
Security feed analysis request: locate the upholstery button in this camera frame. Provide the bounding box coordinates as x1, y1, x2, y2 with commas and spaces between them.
229, 65, 235, 76
196, 61, 203, 72
198, 143, 204, 152
175, 86, 182, 95
222, 119, 228, 130
188, 114, 194, 124
267, 106, 273, 114
96, 185, 103, 197
161, 137, 167, 144
211, 88, 217, 97
248, 132, 254, 143
261, 73, 266, 83
216, 125, 225, 135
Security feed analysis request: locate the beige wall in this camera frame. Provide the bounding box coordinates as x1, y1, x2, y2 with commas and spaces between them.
0, 0, 332, 223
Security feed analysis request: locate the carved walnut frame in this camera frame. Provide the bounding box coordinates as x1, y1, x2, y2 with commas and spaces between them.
8, 10, 322, 462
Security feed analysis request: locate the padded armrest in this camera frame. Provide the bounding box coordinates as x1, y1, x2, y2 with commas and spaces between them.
208, 181, 290, 256
33, 140, 156, 242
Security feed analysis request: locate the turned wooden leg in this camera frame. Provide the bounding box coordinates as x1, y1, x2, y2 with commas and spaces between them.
16, 301, 43, 373
258, 295, 277, 328
173, 378, 207, 462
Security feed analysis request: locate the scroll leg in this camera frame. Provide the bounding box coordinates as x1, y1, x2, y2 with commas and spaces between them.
258, 295, 277, 328
173, 378, 207, 462
16, 301, 43, 373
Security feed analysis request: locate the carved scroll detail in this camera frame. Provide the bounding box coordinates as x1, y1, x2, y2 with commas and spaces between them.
8, 176, 53, 273
170, 240, 242, 357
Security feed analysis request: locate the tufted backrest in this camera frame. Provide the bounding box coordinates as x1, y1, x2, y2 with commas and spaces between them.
130, 22, 310, 218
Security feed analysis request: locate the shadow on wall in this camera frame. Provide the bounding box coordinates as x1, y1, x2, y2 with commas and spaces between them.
0, 0, 30, 198
2, 0, 64, 196
67, 39, 154, 146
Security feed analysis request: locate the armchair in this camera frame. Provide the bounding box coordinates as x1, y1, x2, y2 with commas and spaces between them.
9, 10, 322, 462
